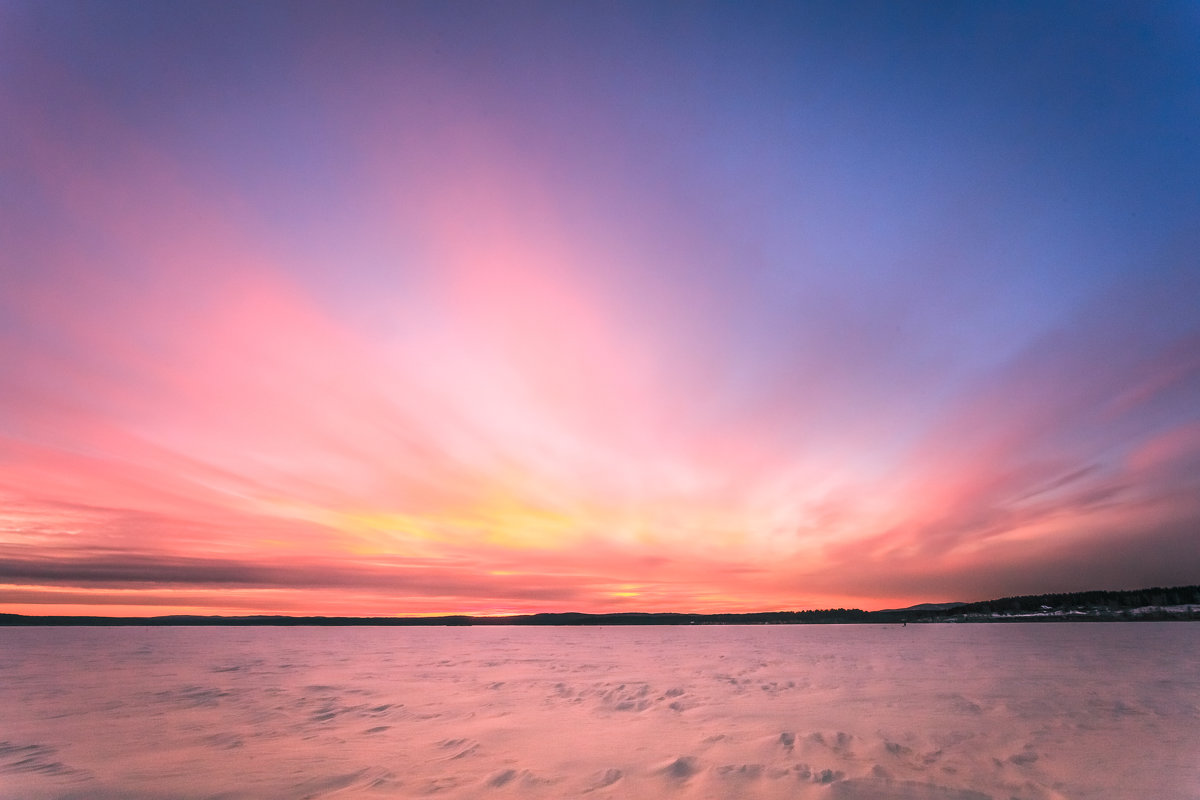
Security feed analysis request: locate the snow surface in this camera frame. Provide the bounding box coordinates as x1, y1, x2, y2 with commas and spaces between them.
0, 623, 1197, 799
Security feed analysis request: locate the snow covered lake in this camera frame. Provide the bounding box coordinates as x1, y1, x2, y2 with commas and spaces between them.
1, 623, 1197, 800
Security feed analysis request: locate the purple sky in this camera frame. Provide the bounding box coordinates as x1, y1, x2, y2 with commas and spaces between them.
2, 1, 1199, 615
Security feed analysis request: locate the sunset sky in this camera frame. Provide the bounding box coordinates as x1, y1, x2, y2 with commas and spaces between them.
2, 1, 1199, 616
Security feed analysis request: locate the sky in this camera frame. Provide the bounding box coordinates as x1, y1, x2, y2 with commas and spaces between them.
1, 1, 1199, 617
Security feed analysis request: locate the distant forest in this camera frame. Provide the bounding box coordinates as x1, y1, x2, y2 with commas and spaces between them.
950, 584, 1200, 615
2, 584, 1198, 626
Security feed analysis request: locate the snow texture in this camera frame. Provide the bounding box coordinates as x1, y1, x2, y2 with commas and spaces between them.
0, 624, 1197, 799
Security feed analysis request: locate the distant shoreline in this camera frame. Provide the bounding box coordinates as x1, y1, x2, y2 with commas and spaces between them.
1, 613, 1197, 627
3, 585, 1198, 626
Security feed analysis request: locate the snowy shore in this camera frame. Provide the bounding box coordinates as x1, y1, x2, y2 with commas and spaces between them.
2, 624, 1197, 799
